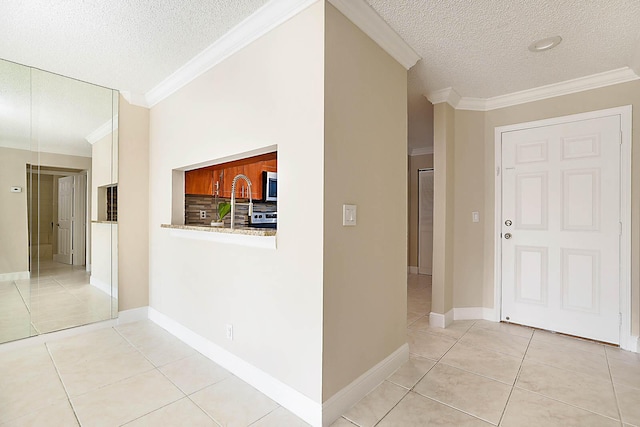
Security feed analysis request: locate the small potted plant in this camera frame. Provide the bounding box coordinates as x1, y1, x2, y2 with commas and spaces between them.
210, 201, 231, 227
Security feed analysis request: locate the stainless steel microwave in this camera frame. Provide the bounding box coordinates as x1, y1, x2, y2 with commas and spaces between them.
263, 171, 277, 202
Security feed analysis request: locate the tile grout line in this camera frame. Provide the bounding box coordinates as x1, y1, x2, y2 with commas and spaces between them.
112, 323, 224, 425
44, 341, 83, 426
604, 346, 625, 425
495, 323, 535, 426
507, 330, 622, 423
375, 319, 482, 426
510, 386, 623, 424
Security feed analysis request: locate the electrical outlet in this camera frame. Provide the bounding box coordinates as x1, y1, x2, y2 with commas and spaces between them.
225, 324, 233, 341
199, 210, 206, 219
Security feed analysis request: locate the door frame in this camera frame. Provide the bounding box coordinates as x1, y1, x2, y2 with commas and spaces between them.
493, 105, 633, 350
418, 168, 434, 275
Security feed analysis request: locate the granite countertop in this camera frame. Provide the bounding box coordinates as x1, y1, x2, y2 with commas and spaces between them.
161, 224, 276, 237
92, 220, 117, 224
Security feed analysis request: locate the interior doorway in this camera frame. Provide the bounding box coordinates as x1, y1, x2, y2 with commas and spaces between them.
418, 169, 434, 275
27, 166, 87, 269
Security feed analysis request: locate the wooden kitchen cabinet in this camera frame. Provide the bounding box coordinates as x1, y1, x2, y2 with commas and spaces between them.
185, 168, 214, 195
188, 152, 277, 200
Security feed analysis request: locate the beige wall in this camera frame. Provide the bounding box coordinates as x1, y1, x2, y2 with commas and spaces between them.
148, 2, 325, 401
408, 154, 433, 268
432, 103, 455, 314
118, 97, 150, 311
323, 2, 407, 400
0, 147, 31, 275
436, 80, 640, 337
452, 110, 485, 307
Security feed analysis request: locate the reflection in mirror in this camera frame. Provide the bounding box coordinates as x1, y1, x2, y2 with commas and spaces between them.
0, 59, 118, 343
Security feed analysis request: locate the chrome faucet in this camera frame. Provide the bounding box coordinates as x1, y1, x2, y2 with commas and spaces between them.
230, 174, 253, 230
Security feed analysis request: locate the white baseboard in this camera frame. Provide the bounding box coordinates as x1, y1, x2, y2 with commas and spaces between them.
0, 271, 30, 282
429, 309, 454, 328
407, 266, 418, 274
624, 335, 639, 353
147, 307, 322, 426
117, 307, 149, 324
322, 344, 409, 427
90, 276, 117, 298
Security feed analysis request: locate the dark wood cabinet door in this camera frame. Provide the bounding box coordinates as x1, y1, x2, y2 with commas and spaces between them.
185, 169, 213, 195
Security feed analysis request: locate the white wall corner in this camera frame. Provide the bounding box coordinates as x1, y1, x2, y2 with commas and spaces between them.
429, 309, 453, 328
328, 0, 420, 70
117, 306, 149, 324
409, 147, 434, 156
144, 0, 318, 108
426, 88, 461, 108
322, 344, 408, 427
407, 266, 418, 274
147, 307, 323, 426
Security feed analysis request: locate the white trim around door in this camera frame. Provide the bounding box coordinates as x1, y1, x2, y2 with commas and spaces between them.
493, 105, 634, 351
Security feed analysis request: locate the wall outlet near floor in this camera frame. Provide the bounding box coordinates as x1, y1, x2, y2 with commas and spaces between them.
200, 210, 207, 219
225, 324, 233, 341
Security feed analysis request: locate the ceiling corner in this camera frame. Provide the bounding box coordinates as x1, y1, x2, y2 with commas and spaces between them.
120, 91, 150, 108
143, 0, 318, 108
426, 87, 461, 108
328, 0, 420, 69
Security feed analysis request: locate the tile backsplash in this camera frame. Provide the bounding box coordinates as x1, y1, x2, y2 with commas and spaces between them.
185, 195, 276, 227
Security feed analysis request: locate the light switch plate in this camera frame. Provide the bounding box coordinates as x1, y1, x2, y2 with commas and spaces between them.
343, 204, 357, 226
472, 211, 480, 223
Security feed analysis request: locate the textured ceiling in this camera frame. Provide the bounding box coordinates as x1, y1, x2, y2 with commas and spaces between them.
1, 0, 639, 153
0, 59, 114, 157
367, 0, 640, 99
367, 0, 640, 150
0, 0, 269, 95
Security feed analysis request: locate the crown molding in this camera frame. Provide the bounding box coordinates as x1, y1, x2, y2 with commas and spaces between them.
142, 0, 318, 108
120, 91, 148, 108
410, 146, 434, 156
426, 87, 461, 108
428, 67, 640, 111
86, 115, 119, 144
328, 0, 420, 70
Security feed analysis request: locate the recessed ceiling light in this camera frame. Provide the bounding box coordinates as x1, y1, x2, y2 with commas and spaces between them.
528, 36, 562, 52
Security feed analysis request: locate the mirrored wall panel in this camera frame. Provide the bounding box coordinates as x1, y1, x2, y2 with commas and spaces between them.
0, 59, 118, 343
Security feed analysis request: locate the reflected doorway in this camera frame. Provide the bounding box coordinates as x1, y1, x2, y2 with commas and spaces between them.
27, 167, 87, 269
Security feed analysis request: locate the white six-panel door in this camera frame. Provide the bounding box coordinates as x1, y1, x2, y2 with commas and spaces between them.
501, 115, 621, 344
54, 175, 74, 265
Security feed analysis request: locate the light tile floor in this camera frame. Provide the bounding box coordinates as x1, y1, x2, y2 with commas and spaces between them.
334, 274, 640, 427
1, 274, 639, 426
0, 261, 116, 344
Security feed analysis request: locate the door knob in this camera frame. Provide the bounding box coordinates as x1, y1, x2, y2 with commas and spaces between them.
505, 219, 512, 226
504, 233, 512, 239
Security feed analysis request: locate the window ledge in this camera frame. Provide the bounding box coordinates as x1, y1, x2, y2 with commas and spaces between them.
161, 224, 276, 249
